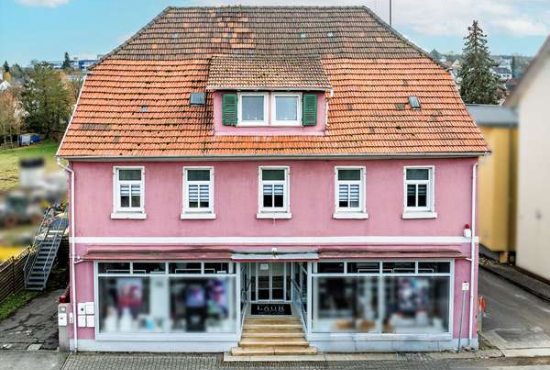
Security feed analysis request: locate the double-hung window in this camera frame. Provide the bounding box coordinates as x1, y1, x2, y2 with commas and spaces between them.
403, 166, 436, 219
182, 167, 215, 219
334, 167, 367, 219
112, 167, 145, 219
258, 167, 290, 218
238, 92, 268, 126
272, 93, 301, 126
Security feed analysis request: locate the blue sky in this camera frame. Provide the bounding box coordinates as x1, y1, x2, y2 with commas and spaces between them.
1, 0, 549, 66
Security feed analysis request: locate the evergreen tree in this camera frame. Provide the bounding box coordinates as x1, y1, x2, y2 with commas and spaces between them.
458, 21, 499, 104
429, 49, 442, 61
21, 62, 72, 139
3, 61, 9, 73
62, 52, 72, 70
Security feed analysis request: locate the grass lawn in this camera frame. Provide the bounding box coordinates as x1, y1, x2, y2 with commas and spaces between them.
0, 141, 60, 193
0, 290, 40, 321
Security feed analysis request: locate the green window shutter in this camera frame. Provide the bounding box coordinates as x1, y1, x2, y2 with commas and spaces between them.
222, 93, 238, 126
302, 93, 317, 126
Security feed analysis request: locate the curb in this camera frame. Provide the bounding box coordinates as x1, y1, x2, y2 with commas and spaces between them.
480, 264, 550, 304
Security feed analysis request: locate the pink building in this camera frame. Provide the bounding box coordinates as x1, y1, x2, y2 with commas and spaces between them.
57, 6, 488, 353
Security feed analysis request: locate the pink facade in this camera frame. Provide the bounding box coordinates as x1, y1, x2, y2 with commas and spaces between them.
68, 157, 479, 351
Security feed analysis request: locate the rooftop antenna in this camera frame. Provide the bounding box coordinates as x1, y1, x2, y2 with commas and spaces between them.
389, 0, 393, 27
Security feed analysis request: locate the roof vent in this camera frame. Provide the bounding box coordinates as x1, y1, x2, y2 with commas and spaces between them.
190, 92, 206, 106
140, 105, 148, 112
300, 32, 306, 39
409, 96, 421, 110
172, 33, 179, 39
327, 31, 334, 38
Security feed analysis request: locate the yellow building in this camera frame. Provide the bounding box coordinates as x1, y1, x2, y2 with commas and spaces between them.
467, 104, 518, 263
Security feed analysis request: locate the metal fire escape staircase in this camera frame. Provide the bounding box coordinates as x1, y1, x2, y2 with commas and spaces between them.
24, 206, 68, 291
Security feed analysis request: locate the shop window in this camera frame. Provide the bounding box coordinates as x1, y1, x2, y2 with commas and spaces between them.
317, 262, 345, 273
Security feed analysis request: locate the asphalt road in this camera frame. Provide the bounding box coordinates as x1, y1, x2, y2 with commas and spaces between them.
479, 268, 550, 350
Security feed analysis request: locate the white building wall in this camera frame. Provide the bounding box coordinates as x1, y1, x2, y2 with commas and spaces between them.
516, 55, 550, 281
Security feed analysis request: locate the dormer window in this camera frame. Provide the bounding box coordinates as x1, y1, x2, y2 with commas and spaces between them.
238, 92, 268, 125
223, 91, 317, 127
272, 93, 301, 126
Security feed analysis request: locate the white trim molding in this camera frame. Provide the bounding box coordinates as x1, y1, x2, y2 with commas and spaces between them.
333, 212, 369, 219
110, 213, 147, 220
401, 211, 437, 220
73, 235, 478, 245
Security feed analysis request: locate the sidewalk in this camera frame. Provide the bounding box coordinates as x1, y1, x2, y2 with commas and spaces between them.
480, 260, 550, 303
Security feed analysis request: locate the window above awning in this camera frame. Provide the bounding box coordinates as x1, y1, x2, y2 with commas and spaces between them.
206, 55, 333, 91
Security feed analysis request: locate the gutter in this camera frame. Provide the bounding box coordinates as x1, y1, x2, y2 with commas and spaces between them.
56, 158, 78, 352
468, 162, 478, 345
57, 152, 489, 162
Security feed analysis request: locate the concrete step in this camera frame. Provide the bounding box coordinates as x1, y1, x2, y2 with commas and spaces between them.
241, 332, 304, 338
239, 338, 309, 347
246, 316, 300, 323
244, 323, 303, 331
231, 346, 318, 356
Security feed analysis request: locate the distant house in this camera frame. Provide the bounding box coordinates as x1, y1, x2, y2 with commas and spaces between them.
505, 36, 550, 281
492, 67, 513, 81
466, 104, 518, 263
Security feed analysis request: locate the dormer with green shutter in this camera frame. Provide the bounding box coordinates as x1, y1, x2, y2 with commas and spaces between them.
208, 55, 332, 134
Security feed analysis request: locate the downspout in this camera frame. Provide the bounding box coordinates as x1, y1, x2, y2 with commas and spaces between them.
468, 162, 478, 345
57, 158, 78, 352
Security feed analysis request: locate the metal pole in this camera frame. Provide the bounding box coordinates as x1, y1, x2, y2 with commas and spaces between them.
458, 285, 467, 352
389, 0, 392, 26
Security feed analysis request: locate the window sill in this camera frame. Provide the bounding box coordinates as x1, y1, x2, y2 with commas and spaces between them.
401, 211, 437, 219
256, 212, 292, 220
110, 213, 147, 220
333, 212, 369, 219
180, 213, 216, 220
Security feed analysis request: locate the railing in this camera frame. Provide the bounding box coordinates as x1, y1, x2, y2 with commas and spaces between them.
292, 281, 308, 332
39, 217, 67, 287
23, 207, 55, 285
239, 277, 251, 334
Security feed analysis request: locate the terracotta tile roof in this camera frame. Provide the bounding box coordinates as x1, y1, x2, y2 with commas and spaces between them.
206, 55, 332, 91
58, 6, 488, 157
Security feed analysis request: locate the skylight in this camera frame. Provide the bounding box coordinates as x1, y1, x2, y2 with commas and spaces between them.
409, 96, 421, 110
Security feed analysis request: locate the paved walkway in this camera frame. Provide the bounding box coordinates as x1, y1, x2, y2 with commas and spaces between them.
481, 260, 550, 303
0, 289, 64, 351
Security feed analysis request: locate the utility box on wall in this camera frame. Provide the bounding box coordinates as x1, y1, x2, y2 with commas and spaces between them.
58, 303, 70, 351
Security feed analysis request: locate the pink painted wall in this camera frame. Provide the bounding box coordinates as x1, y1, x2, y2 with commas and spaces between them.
71, 158, 476, 239
213, 91, 327, 135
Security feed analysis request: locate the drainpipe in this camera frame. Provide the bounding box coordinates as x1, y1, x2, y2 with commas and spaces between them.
57, 158, 78, 352
468, 162, 478, 346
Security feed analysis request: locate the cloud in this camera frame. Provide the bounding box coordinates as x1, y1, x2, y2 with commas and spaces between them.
187, 0, 549, 37
16, 0, 71, 7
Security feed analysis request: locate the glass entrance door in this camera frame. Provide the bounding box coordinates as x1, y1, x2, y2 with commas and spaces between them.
251, 262, 290, 302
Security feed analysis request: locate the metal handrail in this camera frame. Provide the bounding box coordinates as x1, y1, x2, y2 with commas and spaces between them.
23, 207, 54, 284
40, 217, 67, 287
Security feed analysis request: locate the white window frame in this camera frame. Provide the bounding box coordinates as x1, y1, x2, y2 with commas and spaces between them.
333, 166, 368, 219
111, 166, 146, 219
181, 166, 216, 220
257, 166, 291, 219
402, 166, 437, 219
238, 92, 268, 126
271, 92, 302, 126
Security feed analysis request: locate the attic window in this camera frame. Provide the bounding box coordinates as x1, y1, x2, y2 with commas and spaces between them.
172, 33, 179, 39
140, 105, 147, 112
409, 96, 421, 110
327, 31, 334, 38
190, 92, 206, 106
300, 32, 307, 39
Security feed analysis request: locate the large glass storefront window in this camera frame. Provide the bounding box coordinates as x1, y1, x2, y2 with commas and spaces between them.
312, 261, 451, 335
98, 262, 237, 335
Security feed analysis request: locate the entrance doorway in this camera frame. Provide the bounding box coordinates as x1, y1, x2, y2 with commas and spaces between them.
248, 262, 291, 302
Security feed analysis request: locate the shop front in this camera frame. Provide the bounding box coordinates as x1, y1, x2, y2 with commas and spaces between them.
85, 257, 461, 352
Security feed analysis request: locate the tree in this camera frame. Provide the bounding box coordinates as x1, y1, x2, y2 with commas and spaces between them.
62, 52, 72, 70
2, 61, 12, 82
429, 49, 442, 61
0, 88, 22, 148
21, 62, 72, 139
3, 61, 9, 73
458, 21, 500, 104
67, 70, 85, 102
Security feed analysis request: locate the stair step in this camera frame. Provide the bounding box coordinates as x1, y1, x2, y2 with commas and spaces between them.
239, 338, 309, 347
230, 346, 318, 356
244, 324, 302, 330
241, 332, 304, 338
